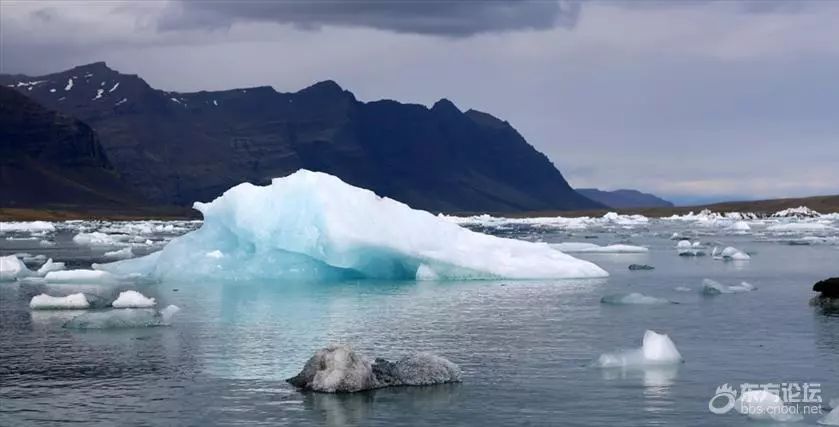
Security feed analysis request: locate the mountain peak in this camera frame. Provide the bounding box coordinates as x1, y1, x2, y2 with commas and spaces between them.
431, 98, 460, 115
72, 61, 114, 73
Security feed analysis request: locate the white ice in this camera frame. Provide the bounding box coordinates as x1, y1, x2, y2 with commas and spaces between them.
596, 330, 683, 367
0, 255, 32, 281
64, 78, 74, 91
551, 243, 648, 253
701, 279, 756, 295
719, 246, 750, 261
104, 247, 134, 260
767, 222, 832, 232
92, 88, 104, 100
96, 170, 608, 281
36, 258, 66, 276
111, 290, 156, 308
735, 390, 804, 422
30, 293, 89, 310
45, 269, 116, 284
600, 293, 672, 305
0, 221, 55, 233
205, 250, 224, 259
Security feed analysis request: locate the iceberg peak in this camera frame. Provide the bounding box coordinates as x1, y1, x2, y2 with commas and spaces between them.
101, 170, 608, 282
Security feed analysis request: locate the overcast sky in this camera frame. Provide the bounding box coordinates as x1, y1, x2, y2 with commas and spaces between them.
2, 0, 837, 204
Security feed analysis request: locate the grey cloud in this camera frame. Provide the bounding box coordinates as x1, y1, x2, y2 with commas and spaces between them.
159, 0, 582, 36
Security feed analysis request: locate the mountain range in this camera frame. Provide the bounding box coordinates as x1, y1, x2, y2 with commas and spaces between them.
576, 188, 673, 209
1, 62, 666, 213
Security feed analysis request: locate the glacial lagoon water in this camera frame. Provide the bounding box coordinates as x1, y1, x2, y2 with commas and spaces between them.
1, 217, 838, 426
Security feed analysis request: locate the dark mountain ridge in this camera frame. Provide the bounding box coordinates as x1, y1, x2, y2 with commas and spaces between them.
1, 62, 603, 212
0, 86, 142, 207
576, 188, 673, 209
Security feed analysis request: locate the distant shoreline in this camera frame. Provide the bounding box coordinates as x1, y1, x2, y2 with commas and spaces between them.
1, 194, 837, 221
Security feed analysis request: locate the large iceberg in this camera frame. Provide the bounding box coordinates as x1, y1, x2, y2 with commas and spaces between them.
97, 170, 608, 281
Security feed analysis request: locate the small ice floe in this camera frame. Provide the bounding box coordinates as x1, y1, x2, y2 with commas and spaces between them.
0, 255, 33, 281
552, 242, 648, 253
104, 247, 134, 260
676, 240, 706, 256
44, 269, 116, 284
111, 290, 155, 308
701, 279, 756, 295
628, 264, 654, 270
674, 286, 692, 292
727, 221, 751, 233
0, 221, 56, 233
716, 246, 750, 261
36, 258, 66, 276
115, 98, 128, 106
821, 405, 839, 426
601, 293, 672, 305
595, 330, 683, 368
64, 305, 180, 329
767, 222, 832, 232
735, 390, 803, 422
287, 344, 462, 393
30, 293, 90, 310
73, 232, 120, 246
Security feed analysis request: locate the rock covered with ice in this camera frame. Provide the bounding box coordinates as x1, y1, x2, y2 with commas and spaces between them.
600, 293, 672, 305
596, 330, 683, 367
30, 293, 90, 310
735, 390, 803, 422
64, 305, 179, 329
111, 290, 156, 308
97, 170, 608, 281
287, 344, 461, 393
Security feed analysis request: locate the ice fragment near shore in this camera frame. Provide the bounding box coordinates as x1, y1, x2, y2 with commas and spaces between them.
30, 293, 90, 310
596, 330, 683, 367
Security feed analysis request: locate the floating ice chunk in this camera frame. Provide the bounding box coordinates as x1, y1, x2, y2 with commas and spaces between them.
767, 222, 832, 232
735, 390, 804, 422
205, 250, 223, 259
701, 279, 756, 295
104, 247, 134, 260
98, 170, 608, 281
36, 258, 66, 276
64, 305, 179, 329
45, 269, 116, 284
719, 246, 750, 261
108, 82, 119, 92
73, 232, 119, 246
601, 293, 672, 305
728, 221, 751, 232
287, 344, 461, 393
0, 221, 56, 233
821, 407, 839, 426
111, 290, 156, 308
596, 330, 683, 367
676, 240, 692, 249
0, 255, 32, 281
30, 293, 89, 310
551, 243, 648, 253
674, 286, 692, 292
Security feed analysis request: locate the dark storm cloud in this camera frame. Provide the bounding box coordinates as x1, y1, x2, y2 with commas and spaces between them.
159, 0, 582, 36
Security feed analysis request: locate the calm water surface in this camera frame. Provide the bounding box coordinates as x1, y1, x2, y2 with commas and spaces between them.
1, 222, 838, 426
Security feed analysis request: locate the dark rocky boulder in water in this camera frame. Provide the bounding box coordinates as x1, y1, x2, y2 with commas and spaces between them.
813, 277, 839, 298
628, 264, 654, 271
287, 344, 462, 393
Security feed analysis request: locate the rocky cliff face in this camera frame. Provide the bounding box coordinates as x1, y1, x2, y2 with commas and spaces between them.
0, 86, 140, 207
1, 62, 603, 212
576, 188, 673, 209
